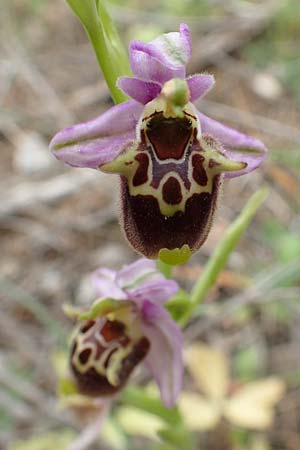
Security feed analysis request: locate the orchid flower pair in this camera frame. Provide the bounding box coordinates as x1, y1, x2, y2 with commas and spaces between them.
54, 22, 268, 410
69, 259, 182, 408
50, 24, 267, 262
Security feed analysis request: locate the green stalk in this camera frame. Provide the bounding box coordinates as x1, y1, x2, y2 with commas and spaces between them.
121, 386, 181, 426
121, 387, 196, 450
157, 260, 173, 278
180, 187, 269, 326
66, 0, 131, 104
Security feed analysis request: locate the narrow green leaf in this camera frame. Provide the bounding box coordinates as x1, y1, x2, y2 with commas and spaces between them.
181, 188, 269, 325
158, 426, 196, 450
121, 386, 181, 426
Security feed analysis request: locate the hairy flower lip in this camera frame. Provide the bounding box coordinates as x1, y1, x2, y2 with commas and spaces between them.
70, 316, 151, 397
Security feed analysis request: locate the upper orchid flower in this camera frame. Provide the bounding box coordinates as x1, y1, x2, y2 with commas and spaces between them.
69, 259, 182, 408
50, 24, 267, 261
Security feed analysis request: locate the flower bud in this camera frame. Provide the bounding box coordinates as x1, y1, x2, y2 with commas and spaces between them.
70, 317, 150, 396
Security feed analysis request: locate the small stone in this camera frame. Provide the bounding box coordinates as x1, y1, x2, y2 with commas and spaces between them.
251, 72, 283, 101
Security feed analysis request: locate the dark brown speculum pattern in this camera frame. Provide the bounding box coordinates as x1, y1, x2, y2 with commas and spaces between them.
70, 318, 150, 396
118, 109, 223, 258
122, 178, 219, 259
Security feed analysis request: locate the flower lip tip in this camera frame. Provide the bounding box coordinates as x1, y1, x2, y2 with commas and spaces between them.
158, 245, 192, 266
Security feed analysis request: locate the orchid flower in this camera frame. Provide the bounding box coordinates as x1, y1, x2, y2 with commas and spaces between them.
50, 24, 267, 261
69, 258, 183, 408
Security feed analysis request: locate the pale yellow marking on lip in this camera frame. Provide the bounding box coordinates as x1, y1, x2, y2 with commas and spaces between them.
102, 100, 245, 218
103, 138, 224, 217
125, 139, 217, 217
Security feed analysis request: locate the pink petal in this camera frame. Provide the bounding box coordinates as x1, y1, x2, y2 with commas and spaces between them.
129, 278, 179, 306
129, 24, 191, 84
141, 300, 184, 408
179, 23, 192, 59
116, 259, 179, 307
187, 74, 215, 102
116, 259, 157, 289
197, 111, 267, 178
91, 268, 127, 300
50, 100, 143, 169
117, 77, 162, 104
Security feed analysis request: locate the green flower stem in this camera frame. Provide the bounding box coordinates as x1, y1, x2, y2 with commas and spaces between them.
66, 0, 131, 104
121, 387, 196, 450
180, 187, 269, 326
158, 427, 196, 450
157, 260, 173, 278
121, 386, 181, 426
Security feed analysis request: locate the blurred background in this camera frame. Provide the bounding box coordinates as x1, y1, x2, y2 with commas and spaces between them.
1, 0, 300, 449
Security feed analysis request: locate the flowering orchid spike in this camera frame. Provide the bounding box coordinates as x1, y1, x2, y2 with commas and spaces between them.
50, 24, 267, 260
69, 259, 183, 408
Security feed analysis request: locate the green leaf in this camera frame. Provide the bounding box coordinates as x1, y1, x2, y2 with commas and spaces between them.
116, 406, 165, 440
121, 386, 181, 426
180, 188, 269, 325
158, 426, 196, 450
101, 418, 130, 450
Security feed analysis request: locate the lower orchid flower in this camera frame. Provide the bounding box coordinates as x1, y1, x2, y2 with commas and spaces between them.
50, 24, 267, 262
68, 259, 183, 408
